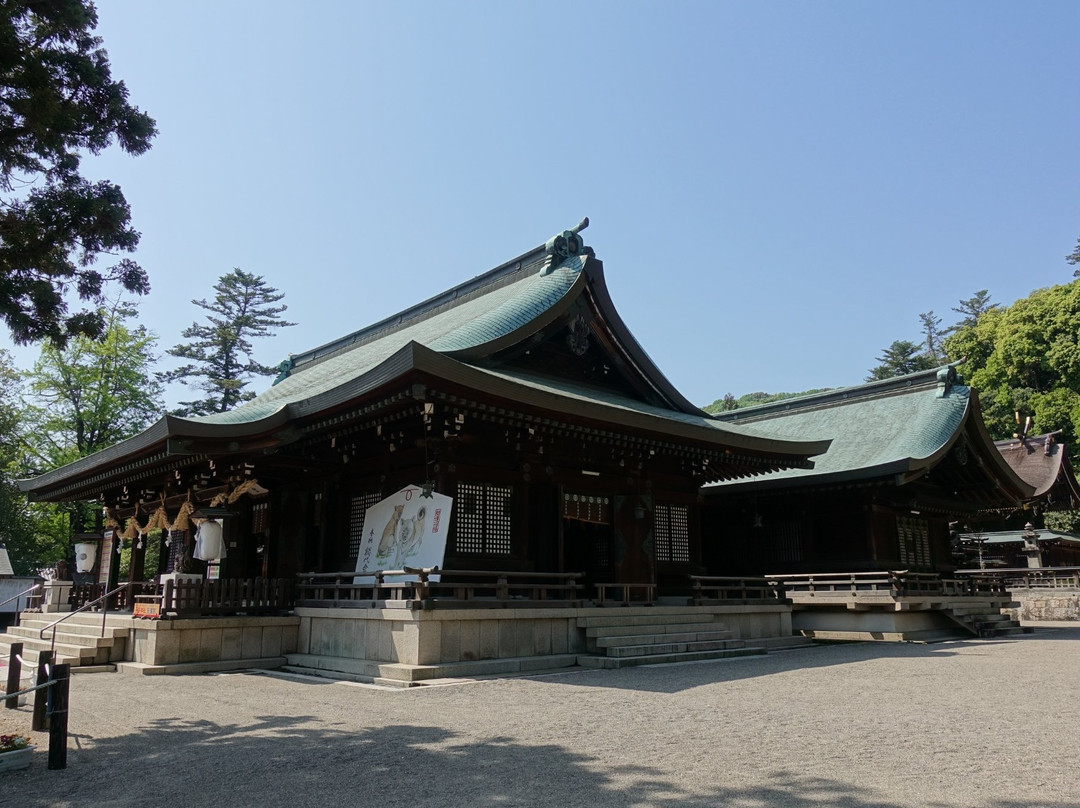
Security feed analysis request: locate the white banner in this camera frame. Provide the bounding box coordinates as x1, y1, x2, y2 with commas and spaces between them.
354, 485, 452, 581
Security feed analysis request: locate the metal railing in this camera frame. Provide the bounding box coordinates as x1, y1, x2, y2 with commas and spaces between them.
37, 582, 134, 656
0, 582, 42, 614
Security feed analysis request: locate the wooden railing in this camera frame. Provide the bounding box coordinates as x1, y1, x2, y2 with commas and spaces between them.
689, 576, 787, 605
69, 581, 157, 611
295, 568, 586, 609
294, 569, 421, 607
160, 578, 294, 617
768, 570, 1009, 599
954, 566, 1080, 590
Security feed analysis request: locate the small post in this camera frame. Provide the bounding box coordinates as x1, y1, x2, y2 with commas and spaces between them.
47, 663, 70, 770
33, 649, 53, 730
4, 642, 23, 709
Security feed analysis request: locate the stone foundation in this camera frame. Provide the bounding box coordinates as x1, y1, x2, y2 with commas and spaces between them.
124, 615, 300, 670
1004, 588, 1080, 622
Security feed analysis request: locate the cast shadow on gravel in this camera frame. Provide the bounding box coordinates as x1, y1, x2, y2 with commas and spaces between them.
534, 639, 999, 694
5, 717, 1068, 808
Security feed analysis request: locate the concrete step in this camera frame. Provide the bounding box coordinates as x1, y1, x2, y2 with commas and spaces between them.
596, 630, 734, 649
585, 621, 725, 638
605, 638, 748, 658
579, 646, 767, 670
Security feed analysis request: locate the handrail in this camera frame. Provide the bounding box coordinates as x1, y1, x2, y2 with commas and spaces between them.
38, 582, 133, 656
0, 582, 42, 612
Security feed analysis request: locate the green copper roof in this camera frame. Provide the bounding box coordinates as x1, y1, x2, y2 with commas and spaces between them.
706, 368, 973, 489
190, 255, 584, 426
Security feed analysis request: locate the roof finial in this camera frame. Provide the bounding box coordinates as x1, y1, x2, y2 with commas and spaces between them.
541, 217, 591, 273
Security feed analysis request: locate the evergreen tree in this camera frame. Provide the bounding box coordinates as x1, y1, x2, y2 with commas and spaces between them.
866, 340, 935, 381
0, 0, 156, 346
950, 290, 997, 331
1068, 236, 1080, 278
919, 310, 945, 364
161, 268, 295, 416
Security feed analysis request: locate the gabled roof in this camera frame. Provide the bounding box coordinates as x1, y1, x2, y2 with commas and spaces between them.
20, 221, 830, 501
703, 365, 1035, 501
994, 432, 1080, 508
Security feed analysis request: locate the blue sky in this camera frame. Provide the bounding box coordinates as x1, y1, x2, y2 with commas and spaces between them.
6, 1, 1080, 410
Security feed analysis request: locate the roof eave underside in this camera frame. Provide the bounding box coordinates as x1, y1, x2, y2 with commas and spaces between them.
23, 341, 829, 498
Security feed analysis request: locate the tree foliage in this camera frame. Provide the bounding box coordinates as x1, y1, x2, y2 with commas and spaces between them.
161, 268, 295, 416
866, 340, 935, 381
22, 300, 162, 472
1067, 236, 1080, 278
0, 0, 156, 346
946, 280, 1080, 456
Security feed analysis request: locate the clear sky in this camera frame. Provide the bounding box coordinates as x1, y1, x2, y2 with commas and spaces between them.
6, 1, 1080, 410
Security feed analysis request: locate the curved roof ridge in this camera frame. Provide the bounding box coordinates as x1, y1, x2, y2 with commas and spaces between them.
716, 363, 962, 423
286, 243, 552, 373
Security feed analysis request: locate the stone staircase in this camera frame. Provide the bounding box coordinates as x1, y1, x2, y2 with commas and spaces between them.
0, 612, 131, 669
576, 610, 770, 670
947, 607, 1027, 639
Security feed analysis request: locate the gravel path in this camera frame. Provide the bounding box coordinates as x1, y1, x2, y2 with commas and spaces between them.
3, 628, 1079, 808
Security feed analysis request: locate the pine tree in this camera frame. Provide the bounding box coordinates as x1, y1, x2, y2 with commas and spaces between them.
0, 1, 156, 345
866, 340, 935, 381
161, 268, 295, 416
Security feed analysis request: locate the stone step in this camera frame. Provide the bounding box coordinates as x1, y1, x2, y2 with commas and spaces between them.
16, 617, 130, 638
577, 613, 726, 629
23, 612, 136, 629
605, 638, 748, 658
5, 625, 121, 649
585, 621, 725, 638
579, 646, 767, 670
280, 664, 377, 685
0, 632, 116, 666
595, 630, 733, 649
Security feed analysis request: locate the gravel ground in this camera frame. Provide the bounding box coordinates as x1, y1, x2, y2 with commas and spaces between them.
2, 628, 1079, 808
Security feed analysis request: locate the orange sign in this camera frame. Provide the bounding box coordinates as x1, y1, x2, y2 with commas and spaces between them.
133, 600, 161, 619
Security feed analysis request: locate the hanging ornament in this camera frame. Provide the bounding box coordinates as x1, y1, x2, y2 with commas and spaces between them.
136, 537, 144, 550
169, 495, 194, 532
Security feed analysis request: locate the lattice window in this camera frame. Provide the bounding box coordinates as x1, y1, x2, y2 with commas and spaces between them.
654, 503, 690, 563
897, 515, 931, 568
455, 482, 513, 555
348, 492, 382, 559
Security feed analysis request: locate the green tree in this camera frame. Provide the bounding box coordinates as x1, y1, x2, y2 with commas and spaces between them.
956, 281, 1080, 457
161, 268, 295, 416
1067, 235, 1080, 277
919, 310, 945, 364
0, 349, 71, 575
950, 290, 997, 331
0, 0, 156, 346
866, 340, 935, 381
20, 300, 162, 544
23, 301, 162, 470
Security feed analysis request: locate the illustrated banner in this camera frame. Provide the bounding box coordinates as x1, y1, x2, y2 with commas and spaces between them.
353, 485, 452, 581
